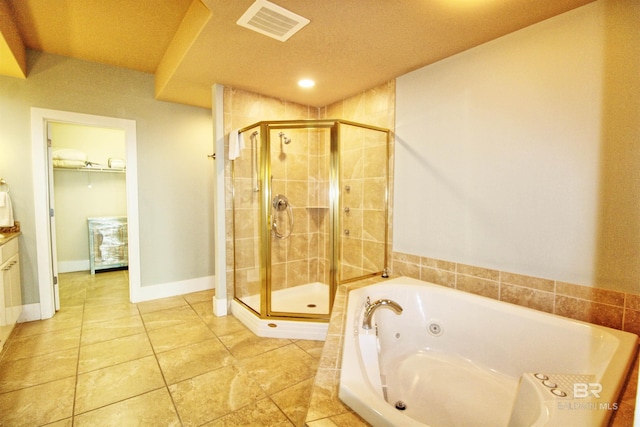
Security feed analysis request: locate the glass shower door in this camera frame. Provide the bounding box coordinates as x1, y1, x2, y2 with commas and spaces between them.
267, 124, 332, 318
232, 126, 262, 314
338, 122, 389, 282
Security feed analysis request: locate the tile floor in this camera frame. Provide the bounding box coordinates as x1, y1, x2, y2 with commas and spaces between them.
0, 270, 324, 426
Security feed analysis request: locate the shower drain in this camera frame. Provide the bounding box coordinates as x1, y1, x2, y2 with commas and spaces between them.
395, 401, 407, 410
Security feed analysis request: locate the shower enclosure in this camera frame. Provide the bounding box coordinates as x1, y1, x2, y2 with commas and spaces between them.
231, 119, 389, 338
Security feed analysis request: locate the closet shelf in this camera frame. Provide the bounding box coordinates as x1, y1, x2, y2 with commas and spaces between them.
54, 166, 125, 174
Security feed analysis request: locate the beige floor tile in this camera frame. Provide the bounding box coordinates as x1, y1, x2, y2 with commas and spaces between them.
81, 315, 145, 346
43, 418, 73, 427
270, 378, 315, 426
0, 347, 78, 393
86, 278, 128, 294
78, 332, 153, 373
191, 303, 249, 336
306, 411, 369, 427
2, 327, 81, 362
73, 388, 181, 427
82, 302, 140, 324
156, 338, 235, 385
217, 329, 291, 359
147, 319, 215, 353
183, 289, 215, 305
0, 376, 75, 426
141, 305, 201, 331
75, 355, 165, 414
305, 369, 350, 422
13, 307, 83, 338
169, 364, 266, 426
137, 295, 188, 314
203, 397, 293, 427
241, 344, 318, 395
83, 291, 130, 308
294, 339, 326, 359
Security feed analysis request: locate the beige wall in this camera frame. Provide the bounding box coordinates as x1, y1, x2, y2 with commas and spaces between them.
394, 0, 640, 295
0, 51, 214, 304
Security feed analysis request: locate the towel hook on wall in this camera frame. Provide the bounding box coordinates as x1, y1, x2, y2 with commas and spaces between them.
0, 178, 9, 192
207, 153, 216, 159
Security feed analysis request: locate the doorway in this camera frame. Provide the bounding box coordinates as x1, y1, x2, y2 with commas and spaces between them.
31, 108, 141, 320
49, 122, 129, 308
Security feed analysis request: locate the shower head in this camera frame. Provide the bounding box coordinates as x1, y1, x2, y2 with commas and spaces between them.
279, 132, 292, 144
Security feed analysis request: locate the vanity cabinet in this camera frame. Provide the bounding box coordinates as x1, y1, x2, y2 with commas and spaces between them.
1, 237, 22, 351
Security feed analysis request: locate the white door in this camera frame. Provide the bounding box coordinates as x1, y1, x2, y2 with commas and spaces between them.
46, 122, 61, 311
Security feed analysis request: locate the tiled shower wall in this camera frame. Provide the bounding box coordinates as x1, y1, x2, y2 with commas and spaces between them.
224, 88, 321, 303
224, 82, 396, 302
323, 82, 396, 281
392, 251, 640, 335
270, 127, 331, 291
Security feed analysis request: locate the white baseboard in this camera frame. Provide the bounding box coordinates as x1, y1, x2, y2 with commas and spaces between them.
213, 296, 228, 316
134, 275, 215, 303
18, 303, 46, 322
57, 260, 90, 273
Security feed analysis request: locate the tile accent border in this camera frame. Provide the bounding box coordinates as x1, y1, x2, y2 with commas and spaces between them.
392, 251, 640, 335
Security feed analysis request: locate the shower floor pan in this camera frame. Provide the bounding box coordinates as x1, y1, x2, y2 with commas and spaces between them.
232, 282, 329, 340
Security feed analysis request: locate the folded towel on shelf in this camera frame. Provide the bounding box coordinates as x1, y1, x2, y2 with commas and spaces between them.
0, 192, 14, 227
52, 148, 87, 162
228, 129, 245, 160
108, 158, 126, 169
53, 159, 87, 168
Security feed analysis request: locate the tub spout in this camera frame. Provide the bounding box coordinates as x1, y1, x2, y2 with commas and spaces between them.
362, 296, 403, 329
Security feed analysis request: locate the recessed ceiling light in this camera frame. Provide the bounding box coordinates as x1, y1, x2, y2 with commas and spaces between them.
298, 79, 315, 88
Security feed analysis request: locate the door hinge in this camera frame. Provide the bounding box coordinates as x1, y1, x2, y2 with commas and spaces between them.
47, 138, 52, 148
53, 276, 58, 285
49, 208, 54, 217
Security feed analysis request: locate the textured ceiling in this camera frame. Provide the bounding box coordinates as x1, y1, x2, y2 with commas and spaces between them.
2, 0, 595, 108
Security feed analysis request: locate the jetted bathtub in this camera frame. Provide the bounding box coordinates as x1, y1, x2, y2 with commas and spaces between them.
339, 277, 638, 427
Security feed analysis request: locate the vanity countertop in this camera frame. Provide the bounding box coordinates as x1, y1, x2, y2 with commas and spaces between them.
0, 232, 20, 246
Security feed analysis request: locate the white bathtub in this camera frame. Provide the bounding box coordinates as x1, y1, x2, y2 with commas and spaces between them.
339, 277, 638, 427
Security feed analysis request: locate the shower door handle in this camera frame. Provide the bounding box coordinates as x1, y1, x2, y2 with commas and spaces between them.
271, 194, 294, 239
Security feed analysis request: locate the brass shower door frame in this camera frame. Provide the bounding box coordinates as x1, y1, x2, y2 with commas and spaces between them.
232, 119, 390, 322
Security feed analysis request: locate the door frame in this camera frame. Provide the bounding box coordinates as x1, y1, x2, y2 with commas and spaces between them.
31, 108, 141, 319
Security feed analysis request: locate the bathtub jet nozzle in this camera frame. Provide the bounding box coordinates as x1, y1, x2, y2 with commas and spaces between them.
362, 296, 403, 330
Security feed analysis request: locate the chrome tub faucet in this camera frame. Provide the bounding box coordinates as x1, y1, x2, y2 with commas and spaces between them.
362, 296, 403, 329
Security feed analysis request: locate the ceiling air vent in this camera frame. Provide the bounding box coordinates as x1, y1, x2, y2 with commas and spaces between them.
237, 0, 310, 42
